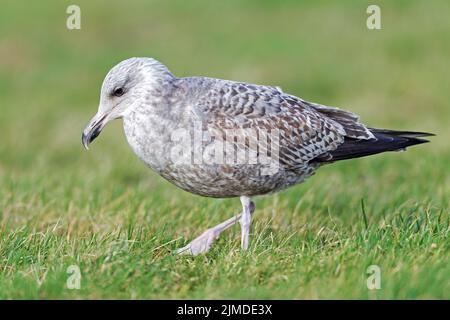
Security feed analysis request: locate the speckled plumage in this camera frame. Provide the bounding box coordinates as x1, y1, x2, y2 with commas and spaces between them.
118, 60, 376, 198
82, 57, 431, 255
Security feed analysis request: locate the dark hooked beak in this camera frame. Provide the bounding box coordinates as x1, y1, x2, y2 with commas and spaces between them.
82, 112, 109, 150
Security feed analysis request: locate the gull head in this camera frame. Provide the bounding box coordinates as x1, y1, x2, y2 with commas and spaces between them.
82, 57, 173, 149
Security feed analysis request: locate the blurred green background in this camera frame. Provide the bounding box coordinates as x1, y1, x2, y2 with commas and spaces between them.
0, 0, 449, 299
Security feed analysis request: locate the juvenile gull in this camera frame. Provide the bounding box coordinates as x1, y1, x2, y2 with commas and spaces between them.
82, 57, 432, 255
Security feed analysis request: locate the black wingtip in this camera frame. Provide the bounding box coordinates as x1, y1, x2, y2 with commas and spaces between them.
368, 128, 435, 138
314, 128, 434, 163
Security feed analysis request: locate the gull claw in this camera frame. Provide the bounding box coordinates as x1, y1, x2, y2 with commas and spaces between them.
175, 228, 220, 256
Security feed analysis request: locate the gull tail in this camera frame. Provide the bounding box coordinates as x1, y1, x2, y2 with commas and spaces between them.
315, 128, 434, 163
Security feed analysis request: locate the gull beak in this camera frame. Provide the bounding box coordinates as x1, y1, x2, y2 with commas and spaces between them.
82, 112, 109, 150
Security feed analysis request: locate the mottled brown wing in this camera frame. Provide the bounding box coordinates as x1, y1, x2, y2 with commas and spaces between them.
304, 100, 374, 140
191, 79, 372, 170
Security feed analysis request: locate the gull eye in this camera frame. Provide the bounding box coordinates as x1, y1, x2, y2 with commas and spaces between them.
112, 87, 124, 97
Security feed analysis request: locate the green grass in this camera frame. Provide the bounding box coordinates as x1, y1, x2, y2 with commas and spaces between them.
0, 0, 449, 299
